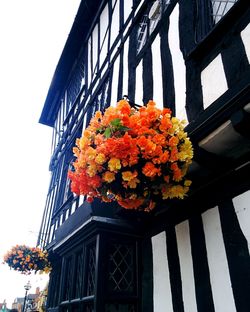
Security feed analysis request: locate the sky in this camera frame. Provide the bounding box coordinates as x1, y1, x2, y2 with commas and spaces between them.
0, 0, 81, 307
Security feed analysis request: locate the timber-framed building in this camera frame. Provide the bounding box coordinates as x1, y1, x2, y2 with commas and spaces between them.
38, 1, 250, 311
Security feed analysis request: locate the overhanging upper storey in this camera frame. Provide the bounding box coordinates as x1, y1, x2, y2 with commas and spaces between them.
39, 0, 103, 127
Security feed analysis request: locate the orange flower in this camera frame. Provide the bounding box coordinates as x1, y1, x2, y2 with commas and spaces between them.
116, 99, 131, 115
118, 198, 144, 210
152, 133, 166, 146
68, 99, 193, 212
169, 136, 179, 147
122, 171, 138, 182
103, 171, 116, 183
142, 162, 161, 178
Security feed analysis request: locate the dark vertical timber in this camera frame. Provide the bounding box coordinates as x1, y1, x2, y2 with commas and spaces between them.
194, 0, 214, 43
178, 0, 204, 122
141, 238, 153, 312
107, 70, 113, 108
185, 60, 204, 122
219, 199, 250, 312
178, 0, 197, 55
128, 26, 137, 102
159, 18, 175, 113
142, 47, 153, 104
117, 50, 124, 101
166, 226, 184, 312
189, 215, 215, 312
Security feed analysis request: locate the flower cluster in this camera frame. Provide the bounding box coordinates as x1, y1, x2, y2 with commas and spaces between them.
68, 100, 193, 211
3, 245, 51, 274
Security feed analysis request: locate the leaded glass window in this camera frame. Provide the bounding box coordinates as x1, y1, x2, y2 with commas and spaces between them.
196, 0, 239, 42
211, 0, 238, 24
108, 243, 135, 294
86, 243, 96, 296
137, 0, 171, 53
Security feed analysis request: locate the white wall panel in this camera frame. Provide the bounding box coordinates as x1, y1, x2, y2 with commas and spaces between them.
135, 60, 143, 105
202, 207, 237, 312
88, 37, 92, 87
233, 190, 250, 253
241, 23, 250, 63
122, 39, 129, 96
175, 221, 197, 312
99, 4, 109, 67
168, 3, 187, 121
110, 0, 120, 48
124, 0, 133, 23
201, 54, 228, 109
152, 35, 163, 109
110, 58, 120, 106
151, 231, 173, 312
92, 24, 99, 76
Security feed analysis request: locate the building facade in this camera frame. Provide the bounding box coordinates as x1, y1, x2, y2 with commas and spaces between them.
38, 0, 250, 311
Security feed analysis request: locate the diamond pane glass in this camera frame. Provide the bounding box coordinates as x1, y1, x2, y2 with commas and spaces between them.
63, 257, 73, 301
74, 250, 84, 298
86, 244, 96, 296
108, 243, 134, 293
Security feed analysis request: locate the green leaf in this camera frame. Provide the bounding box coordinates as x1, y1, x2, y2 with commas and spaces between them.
119, 126, 130, 132
110, 118, 121, 127
96, 127, 103, 133
104, 127, 112, 138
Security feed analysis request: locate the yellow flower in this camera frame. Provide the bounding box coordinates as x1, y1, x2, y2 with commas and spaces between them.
184, 180, 192, 186
103, 171, 116, 183
78, 136, 89, 149
95, 111, 102, 119
108, 158, 121, 172
86, 147, 97, 161
86, 162, 98, 177
95, 153, 106, 165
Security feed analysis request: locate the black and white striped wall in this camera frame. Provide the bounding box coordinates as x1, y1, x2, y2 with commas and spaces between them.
142, 190, 250, 312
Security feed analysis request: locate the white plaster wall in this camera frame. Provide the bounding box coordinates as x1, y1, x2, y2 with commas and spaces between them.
201, 54, 228, 109
110, 0, 120, 48
135, 60, 143, 105
122, 39, 129, 97
110, 57, 120, 105
233, 190, 250, 253
87, 37, 92, 87
124, 0, 133, 22
99, 4, 109, 66
202, 207, 237, 312
175, 221, 197, 312
168, 3, 187, 121
152, 34, 163, 109
241, 23, 250, 64
92, 24, 99, 76
151, 232, 173, 312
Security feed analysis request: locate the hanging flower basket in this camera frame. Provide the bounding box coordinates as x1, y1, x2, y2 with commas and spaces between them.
3, 245, 51, 274
68, 100, 193, 212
